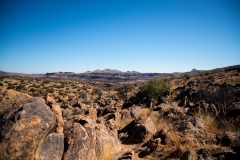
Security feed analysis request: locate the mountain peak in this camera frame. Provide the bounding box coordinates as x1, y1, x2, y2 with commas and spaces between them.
191, 68, 197, 72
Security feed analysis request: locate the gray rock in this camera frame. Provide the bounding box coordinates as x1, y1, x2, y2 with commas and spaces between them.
36, 133, 64, 160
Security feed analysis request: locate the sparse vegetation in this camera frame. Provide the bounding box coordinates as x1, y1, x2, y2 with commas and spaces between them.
16, 84, 26, 91
117, 83, 134, 99
140, 78, 170, 105
1, 65, 240, 160
92, 88, 102, 98
208, 75, 215, 81
7, 83, 15, 89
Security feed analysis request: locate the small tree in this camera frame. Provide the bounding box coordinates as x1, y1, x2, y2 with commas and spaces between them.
140, 78, 170, 107
117, 83, 135, 99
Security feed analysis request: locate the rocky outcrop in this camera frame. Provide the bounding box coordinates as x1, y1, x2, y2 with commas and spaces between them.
36, 133, 64, 160
0, 95, 57, 159
176, 82, 240, 117
0, 89, 31, 119
63, 118, 96, 160
119, 118, 157, 144
63, 116, 121, 160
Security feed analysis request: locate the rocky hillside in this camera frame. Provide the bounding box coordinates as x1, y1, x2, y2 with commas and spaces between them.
0, 65, 240, 159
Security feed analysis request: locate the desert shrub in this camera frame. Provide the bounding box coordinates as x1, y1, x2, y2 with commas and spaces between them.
31, 92, 41, 97
0, 82, 3, 86
30, 84, 40, 88
46, 88, 54, 93
140, 78, 170, 101
72, 108, 81, 115
208, 75, 215, 81
82, 85, 88, 90
82, 100, 91, 105
185, 75, 190, 80
7, 84, 15, 89
117, 83, 134, 99
79, 91, 86, 99
0, 76, 5, 81
30, 88, 36, 92
35, 85, 40, 88
16, 84, 26, 91
93, 88, 102, 98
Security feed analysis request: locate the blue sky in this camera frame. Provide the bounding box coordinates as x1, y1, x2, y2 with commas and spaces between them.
0, 0, 240, 73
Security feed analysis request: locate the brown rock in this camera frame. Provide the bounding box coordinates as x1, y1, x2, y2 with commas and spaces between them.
0, 89, 31, 118
95, 124, 121, 160
113, 151, 135, 160
0, 97, 57, 160
119, 118, 157, 144
63, 118, 96, 160
129, 105, 142, 118
63, 116, 121, 160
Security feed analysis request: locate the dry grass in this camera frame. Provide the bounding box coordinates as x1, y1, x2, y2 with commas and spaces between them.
150, 110, 170, 131
139, 108, 150, 119
151, 116, 169, 131
97, 143, 115, 160
170, 131, 184, 154
203, 114, 219, 134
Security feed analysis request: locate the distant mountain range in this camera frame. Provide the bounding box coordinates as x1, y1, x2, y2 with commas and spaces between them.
1, 65, 239, 82
85, 69, 140, 74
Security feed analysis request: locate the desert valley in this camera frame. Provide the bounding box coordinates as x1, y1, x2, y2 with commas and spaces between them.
0, 65, 240, 159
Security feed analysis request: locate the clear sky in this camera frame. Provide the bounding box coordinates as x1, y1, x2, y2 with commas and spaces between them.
0, 0, 240, 74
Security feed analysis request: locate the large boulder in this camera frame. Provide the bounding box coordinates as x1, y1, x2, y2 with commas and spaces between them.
119, 118, 157, 144
129, 105, 142, 118
0, 89, 31, 118
36, 133, 64, 160
95, 124, 121, 160
0, 97, 57, 160
63, 118, 97, 160
63, 116, 121, 160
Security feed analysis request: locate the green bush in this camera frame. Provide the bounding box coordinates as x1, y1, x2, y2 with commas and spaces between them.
16, 84, 26, 91
208, 75, 215, 81
46, 88, 54, 93
30, 88, 36, 92
82, 100, 91, 105
7, 83, 15, 89
140, 78, 170, 100
92, 88, 103, 97
117, 83, 134, 99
